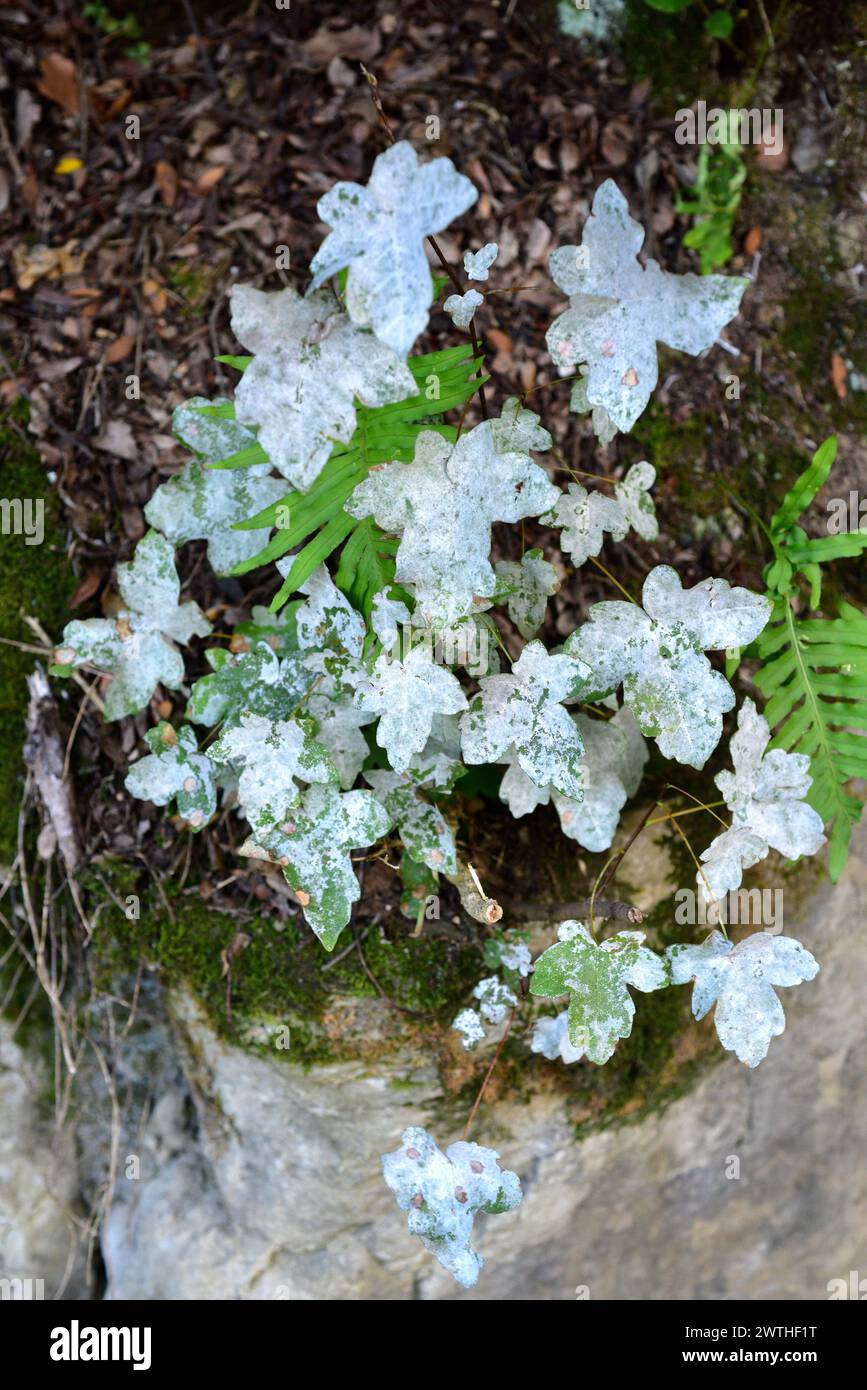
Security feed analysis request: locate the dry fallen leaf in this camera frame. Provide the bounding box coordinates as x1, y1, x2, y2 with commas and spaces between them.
37, 53, 82, 117
196, 164, 226, 195
12, 239, 84, 290
831, 353, 848, 400
105, 334, 136, 364
154, 160, 178, 208
744, 226, 763, 255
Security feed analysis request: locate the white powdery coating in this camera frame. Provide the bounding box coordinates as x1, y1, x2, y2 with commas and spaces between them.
370, 590, 412, 650
494, 549, 560, 640
461, 640, 589, 800
381, 1125, 522, 1287
547, 462, 657, 568
349, 644, 468, 774
209, 711, 337, 830
363, 769, 457, 874
474, 975, 517, 1024
125, 723, 217, 829
145, 398, 284, 576
566, 565, 772, 769
309, 141, 479, 356
499, 941, 533, 977
696, 826, 769, 904
443, 288, 484, 330
547, 179, 747, 437
229, 284, 417, 490
452, 1008, 486, 1051
58, 530, 211, 721
186, 644, 305, 728
696, 698, 827, 902
463, 242, 498, 282
667, 929, 820, 1067
285, 563, 366, 658
347, 398, 558, 629
530, 920, 668, 1064
249, 785, 392, 951
530, 1011, 585, 1064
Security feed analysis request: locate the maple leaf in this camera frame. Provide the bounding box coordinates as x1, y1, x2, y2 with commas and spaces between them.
229, 284, 418, 489
348, 400, 557, 628
667, 929, 820, 1067
348, 644, 468, 774
530, 1011, 585, 1064
125, 723, 216, 830
443, 288, 483, 330
565, 565, 772, 767
244, 785, 392, 950
381, 1126, 522, 1288
461, 641, 589, 799
363, 768, 457, 873
56, 531, 211, 720
546, 461, 658, 567
210, 712, 337, 831
463, 242, 498, 281
144, 398, 285, 576
530, 920, 668, 1064
546, 180, 747, 437
493, 549, 560, 640
309, 141, 478, 356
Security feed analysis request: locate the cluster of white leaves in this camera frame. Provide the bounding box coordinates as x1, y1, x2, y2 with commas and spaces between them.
546, 180, 747, 440
474, 975, 518, 1023
530, 920, 668, 1064
443, 288, 483, 330
347, 399, 558, 629
125, 723, 217, 830
144, 398, 285, 576
667, 930, 820, 1067
381, 1126, 522, 1287
498, 705, 647, 853
55, 531, 211, 720
493, 549, 560, 640
530, 1011, 584, 1065
461, 641, 589, 800
498, 940, 533, 978
463, 243, 498, 281
229, 284, 417, 489
453, 1009, 487, 1050
566, 565, 772, 768
309, 141, 478, 356
697, 699, 827, 903
547, 462, 658, 568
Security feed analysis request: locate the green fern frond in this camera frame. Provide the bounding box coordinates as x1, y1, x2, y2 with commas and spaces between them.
754, 597, 867, 879
749, 435, 866, 879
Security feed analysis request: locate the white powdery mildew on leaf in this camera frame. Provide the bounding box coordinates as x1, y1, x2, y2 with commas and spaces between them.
124, 723, 216, 830
452, 1008, 486, 1051
530, 1011, 585, 1064
347, 399, 558, 629
229, 284, 417, 490
461, 640, 589, 800
381, 1126, 522, 1287
696, 826, 769, 903
443, 288, 483, 330
186, 643, 307, 728
56, 531, 211, 721
570, 366, 618, 446
407, 713, 466, 789
494, 549, 560, 640
565, 565, 772, 768
369, 590, 412, 649
474, 975, 517, 1024
499, 941, 533, 978
546, 462, 657, 568
309, 141, 478, 356
144, 398, 285, 576
547, 179, 747, 438
553, 706, 648, 852
696, 699, 827, 902
349, 644, 468, 774
667, 929, 820, 1067
530, 920, 668, 1064
463, 242, 498, 282
306, 686, 374, 790
363, 769, 457, 873
283, 563, 366, 659
246, 785, 392, 950
210, 712, 337, 830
